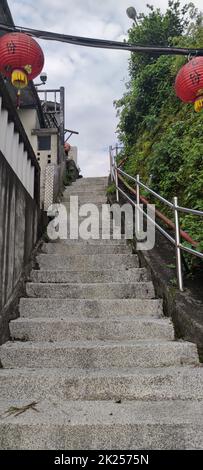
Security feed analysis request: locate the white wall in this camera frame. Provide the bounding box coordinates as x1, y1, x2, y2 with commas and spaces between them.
36, 134, 58, 204
18, 109, 39, 141
68, 146, 78, 165
18, 108, 60, 206
0, 97, 35, 198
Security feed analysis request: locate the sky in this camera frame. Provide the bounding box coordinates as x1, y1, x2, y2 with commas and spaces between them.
10, 0, 202, 177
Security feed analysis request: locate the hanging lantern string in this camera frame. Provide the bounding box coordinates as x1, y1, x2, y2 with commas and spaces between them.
0, 23, 202, 56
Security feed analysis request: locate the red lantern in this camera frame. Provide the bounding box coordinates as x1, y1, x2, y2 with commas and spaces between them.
175, 57, 203, 112
64, 142, 71, 154
0, 32, 44, 90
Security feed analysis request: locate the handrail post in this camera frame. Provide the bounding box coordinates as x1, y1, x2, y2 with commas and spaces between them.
136, 174, 140, 234
109, 145, 113, 182
115, 157, 119, 203
173, 197, 184, 292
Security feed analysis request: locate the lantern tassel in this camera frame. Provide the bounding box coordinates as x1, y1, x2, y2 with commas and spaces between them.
16, 90, 21, 109
194, 96, 203, 113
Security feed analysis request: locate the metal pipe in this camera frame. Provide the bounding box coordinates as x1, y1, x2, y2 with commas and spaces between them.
179, 243, 203, 260
37, 89, 60, 93
115, 159, 119, 203
110, 148, 202, 291
117, 173, 198, 247
117, 168, 174, 208
136, 174, 141, 234
54, 91, 57, 112
117, 185, 175, 245
45, 91, 47, 112
109, 146, 113, 182
176, 205, 203, 217
173, 197, 184, 292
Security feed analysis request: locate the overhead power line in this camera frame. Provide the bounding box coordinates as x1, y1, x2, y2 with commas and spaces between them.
0, 23, 202, 56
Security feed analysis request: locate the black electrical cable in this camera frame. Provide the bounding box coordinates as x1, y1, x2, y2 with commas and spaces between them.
0, 23, 202, 56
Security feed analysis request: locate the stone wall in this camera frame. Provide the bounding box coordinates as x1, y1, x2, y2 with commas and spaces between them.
0, 152, 40, 344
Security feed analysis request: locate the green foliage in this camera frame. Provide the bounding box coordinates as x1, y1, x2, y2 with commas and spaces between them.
63, 173, 72, 186
115, 1, 203, 269
106, 182, 116, 195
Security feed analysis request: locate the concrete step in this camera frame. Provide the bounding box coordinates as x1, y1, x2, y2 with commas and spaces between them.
72, 177, 108, 182
59, 236, 131, 242
19, 298, 163, 319
71, 177, 107, 185
36, 254, 139, 270
1, 366, 203, 401
25, 282, 155, 299
0, 399, 202, 449
0, 339, 198, 369
29, 268, 149, 284
63, 188, 106, 195
41, 243, 131, 255
61, 200, 108, 207
68, 185, 107, 192
52, 239, 128, 245
63, 195, 107, 204
10, 317, 173, 342
65, 181, 107, 187
51, 235, 130, 243
71, 181, 107, 188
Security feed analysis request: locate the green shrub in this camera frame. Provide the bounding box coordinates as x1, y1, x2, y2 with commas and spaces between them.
115, 1, 203, 269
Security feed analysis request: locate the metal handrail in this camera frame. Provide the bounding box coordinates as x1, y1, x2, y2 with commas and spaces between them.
117, 167, 174, 209
109, 145, 203, 292
117, 185, 176, 245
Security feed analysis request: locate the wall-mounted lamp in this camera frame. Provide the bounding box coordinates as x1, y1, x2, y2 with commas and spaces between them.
34, 72, 48, 87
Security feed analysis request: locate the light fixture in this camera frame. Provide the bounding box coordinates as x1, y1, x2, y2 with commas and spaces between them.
126, 6, 138, 23
34, 72, 48, 87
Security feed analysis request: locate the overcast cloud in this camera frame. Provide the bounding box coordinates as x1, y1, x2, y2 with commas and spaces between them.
10, 0, 202, 176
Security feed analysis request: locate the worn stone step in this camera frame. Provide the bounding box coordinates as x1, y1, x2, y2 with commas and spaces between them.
59, 236, 131, 242
1, 367, 203, 401
61, 198, 108, 208
65, 183, 106, 190
19, 298, 163, 319
68, 187, 107, 194
53, 239, 128, 245
0, 399, 202, 449
36, 254, 139, 270
0, 340, 198, 369
63, 190, 106, 199
63, 195, 107, 204
63, 184, 107, 195
71, 182, 107, 189
30, 268, 149, 284
10, 317, 173, 342
41, 243, 130, 255
25, 282, 155, 299
72, 177, 107, 185
47, 232, 129, 241
64, 214, 121, 228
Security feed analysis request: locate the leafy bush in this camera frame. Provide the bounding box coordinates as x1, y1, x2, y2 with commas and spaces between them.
106, 182, 116, 195
115, 1, 203, 268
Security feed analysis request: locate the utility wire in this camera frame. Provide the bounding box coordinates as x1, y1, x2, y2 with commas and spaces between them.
0, 23, 202, 56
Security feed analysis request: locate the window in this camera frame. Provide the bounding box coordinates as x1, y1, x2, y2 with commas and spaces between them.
37, 136, 51, 151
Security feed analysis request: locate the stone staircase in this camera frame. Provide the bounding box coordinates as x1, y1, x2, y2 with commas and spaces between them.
0, 176, 203, 450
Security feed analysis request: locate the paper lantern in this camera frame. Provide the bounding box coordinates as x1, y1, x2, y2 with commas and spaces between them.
175, 57, 203, 112
0, 32, 44, 89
